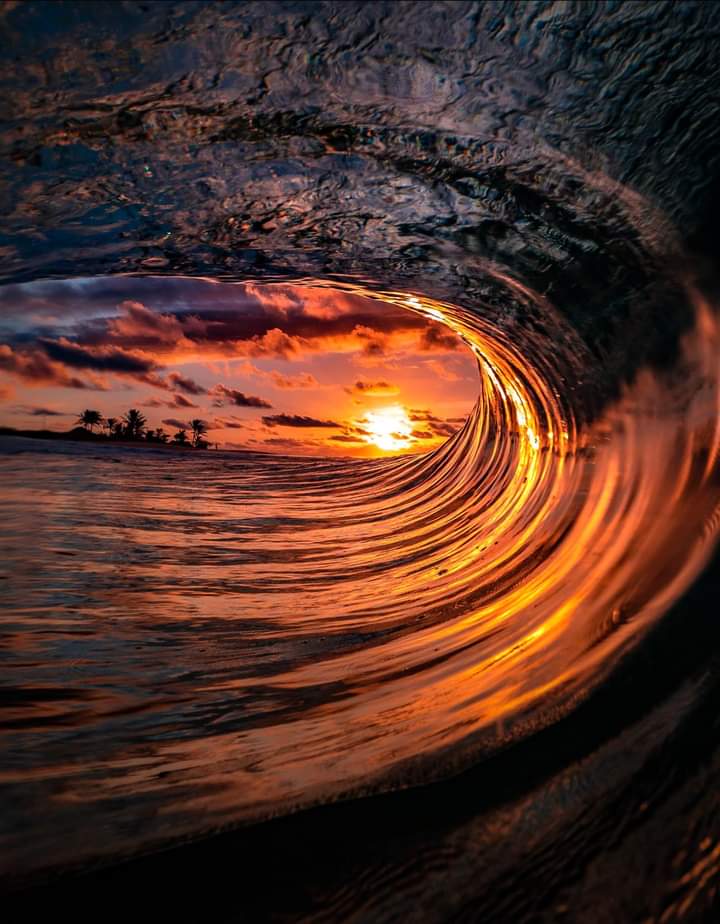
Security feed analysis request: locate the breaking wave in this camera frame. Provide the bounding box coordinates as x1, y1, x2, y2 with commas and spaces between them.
2, 3, 720, 916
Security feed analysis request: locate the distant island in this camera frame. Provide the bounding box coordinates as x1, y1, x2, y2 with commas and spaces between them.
0, 408, 212, 450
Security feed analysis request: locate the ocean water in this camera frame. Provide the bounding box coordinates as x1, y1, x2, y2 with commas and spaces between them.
2, 2, 720, 920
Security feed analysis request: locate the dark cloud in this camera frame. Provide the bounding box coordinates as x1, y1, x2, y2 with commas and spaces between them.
262, 414, 341, 428
143, 309, 429, 350
1, 280, 466, 383
407, 408, 461, 438
419, 325, 461, 352
240, 328, 299, 359
103, 300, 188, 350
12, 406, 69, 417
0, 343, 96, 389
329, 434, 367, 443
352, 325, 388, 357
345, 379, 399, 397
167, 372, 206, 395
268, 370, 318, 389
162, 418, 190, 430
209, 384, 272, 408
39, 338, 157, 374
160, 416, 221, 433
172, 393, 198, 408
409, 409, 442, 422
211, 417, 247, 430
143, 393, 198, 409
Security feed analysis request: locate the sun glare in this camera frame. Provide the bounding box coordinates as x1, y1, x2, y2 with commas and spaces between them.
362, 405, 414, 452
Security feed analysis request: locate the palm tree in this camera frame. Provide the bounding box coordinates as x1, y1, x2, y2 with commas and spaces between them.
78, 409, 103, 432
173, 428, 189, 445
122, 408, 147, 440
105, 417, 117, 438
190, 418, 208, 447
154, 428, 169, 444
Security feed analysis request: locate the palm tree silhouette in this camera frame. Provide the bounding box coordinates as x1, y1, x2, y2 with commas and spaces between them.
122, 408, 147, 440
78, 409, 103, 432
154, 428, 169, 444
105, 417, 117, 437
173, 428, 189, 445
190, 418, 208, 447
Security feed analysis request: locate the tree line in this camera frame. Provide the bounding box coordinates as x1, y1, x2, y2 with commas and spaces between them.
77, 408, 209, 448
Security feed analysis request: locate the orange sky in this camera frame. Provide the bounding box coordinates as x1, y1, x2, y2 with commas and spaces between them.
0, 278, 479, 456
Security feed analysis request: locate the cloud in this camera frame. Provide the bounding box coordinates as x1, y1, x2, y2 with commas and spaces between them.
2, 283, 469, 402
96, 297, 435, 364
269, 370, 318, 389
172, 393, 198, 408
12, 405, 70, 417
328, 434, 367, 443
39, 338, 158, 374
158, 416, 237, 434
419, 325, 462, 352
0, 343, 98, 389
166, 372, 206, 395
1, 278, 462, 367
242, 328, 300, 359
423, 359, 462, 381
352, 325, 388, 357
408, 408, 461, 438
142, 393, 199, 409
262, 414, 341, 428
211, 416, 247, 430
233, 361, 319, 390
345, 379, 399, 397
209, 384, 272, 408
107, 300, 190, 349
162, 418, 190, 430
408, 409, 441, 422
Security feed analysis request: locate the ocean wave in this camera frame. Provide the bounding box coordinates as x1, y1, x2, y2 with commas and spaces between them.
2, 2, 720, 916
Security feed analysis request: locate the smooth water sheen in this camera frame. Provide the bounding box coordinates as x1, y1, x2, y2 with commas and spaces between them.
2, 2, 720, 917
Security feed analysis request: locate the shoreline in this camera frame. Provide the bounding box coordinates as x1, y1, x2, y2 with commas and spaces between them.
0, 425, 207, 453
0, 427, 360, 461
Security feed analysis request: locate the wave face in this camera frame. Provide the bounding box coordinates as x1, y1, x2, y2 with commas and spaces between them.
2, 1, 720, 917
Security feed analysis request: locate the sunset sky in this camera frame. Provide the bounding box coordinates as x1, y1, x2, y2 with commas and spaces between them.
0, 277, 479, 456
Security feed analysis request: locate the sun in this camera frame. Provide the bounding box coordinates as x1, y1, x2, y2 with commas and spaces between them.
361, 405, 414, 452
